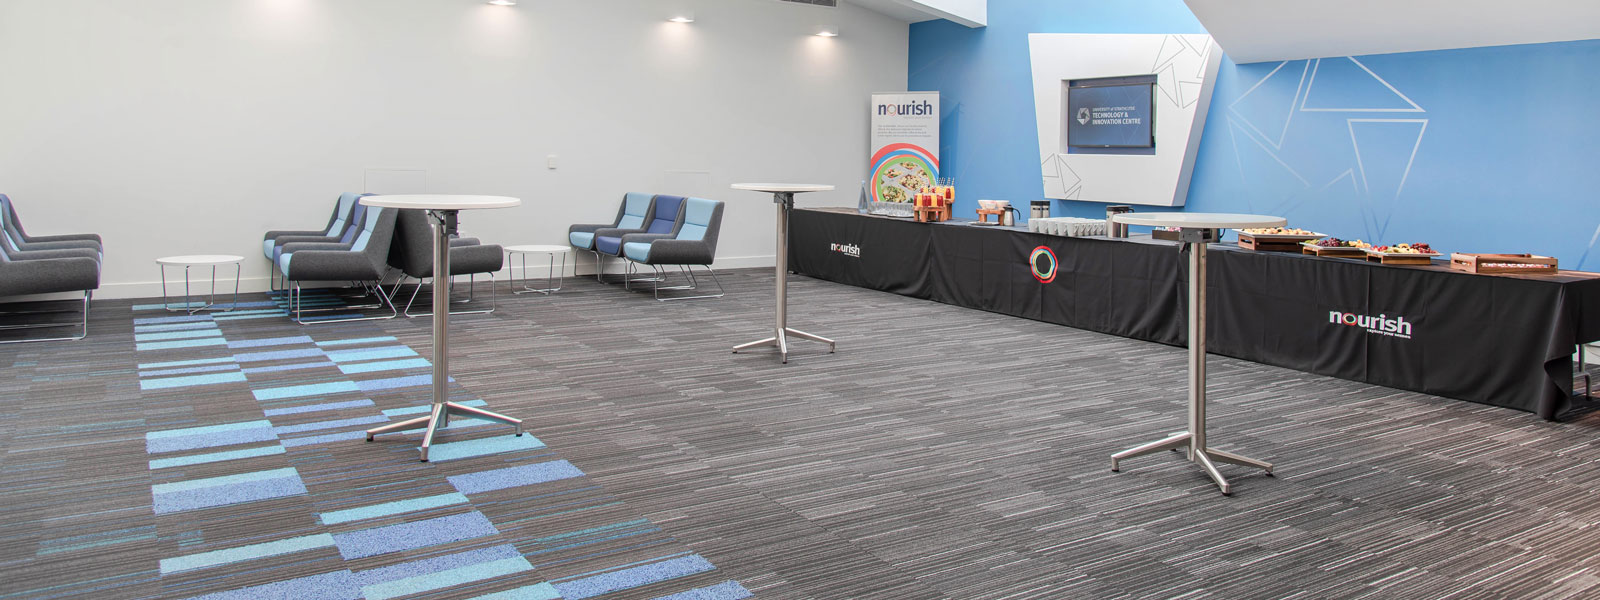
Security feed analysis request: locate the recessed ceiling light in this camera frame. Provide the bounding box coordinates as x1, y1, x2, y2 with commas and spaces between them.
816, 30, 838, 37
669, 16, 695, 23
487, 0, 516, 5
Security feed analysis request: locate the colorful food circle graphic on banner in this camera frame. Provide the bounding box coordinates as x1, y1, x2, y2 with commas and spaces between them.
869, 143, 940, 204
1030, 246, 1057, 283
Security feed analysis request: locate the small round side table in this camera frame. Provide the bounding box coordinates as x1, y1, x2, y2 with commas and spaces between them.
156, 255, 243, 314
504, 245, 569, 295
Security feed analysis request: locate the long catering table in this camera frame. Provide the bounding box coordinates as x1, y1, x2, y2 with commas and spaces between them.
789, 207, 1600, 420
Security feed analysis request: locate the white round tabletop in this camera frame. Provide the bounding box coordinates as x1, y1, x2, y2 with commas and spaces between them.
157, 255, 244, 266
1113, 212, 1286, 229
504, 244, 570, 254
360, 195, 521, 210
732, 183, 835, 193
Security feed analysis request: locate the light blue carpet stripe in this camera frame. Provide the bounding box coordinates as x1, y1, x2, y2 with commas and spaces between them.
263, 399, 375, 417
148, 445, 284, 470
300, 313, 368, 322
357, 375, 441, 392
212, 312, 288, 321
554, 555, 717, 600
449, 460, 585, 495
131, 301, 204, 311
133, 314, 213, 325
280, 430, 366, 448
316, 336, 398, 347
137, 356, 235, 370
133, 328, 221, 342
325, 346, 419, 363
233, 348, 325, 363
137, 338, 229, 352
651, 581, 754, 600
468, 583, 562, 600
226, 335, 314, 349
152, 475, 308, 515
241, 361, 337, 375
180, 570, 358, 600
140, 371, 248, 391
338, 358, 432, 375
133, 321, 219, 333
383, 399, 486, 417
151, 467, 300, 495
159, 533, 335, 575
271, 415, 389, 435
353, 544, 521, 586
361, 557, 533, 600
252, 381, 361, 401
318, 492, 470, 526
146, 428, 279, 454
138, 364, 241, 378
333, 511, 499, 560
148, 420, 274, 440
424, 435, 546, 462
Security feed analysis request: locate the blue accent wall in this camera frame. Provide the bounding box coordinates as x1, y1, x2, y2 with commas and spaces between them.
910, 1, 1600, 268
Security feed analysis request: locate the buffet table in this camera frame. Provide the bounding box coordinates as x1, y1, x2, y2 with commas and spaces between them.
789, 207, 1600, 420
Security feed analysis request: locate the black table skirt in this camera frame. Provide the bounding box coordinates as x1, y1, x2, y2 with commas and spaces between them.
789, 207, 1600, 420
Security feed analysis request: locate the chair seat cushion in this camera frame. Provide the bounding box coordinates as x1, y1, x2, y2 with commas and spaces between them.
569, 231, 595, 250
623, 242, 652, 263
595, 235, 623, 256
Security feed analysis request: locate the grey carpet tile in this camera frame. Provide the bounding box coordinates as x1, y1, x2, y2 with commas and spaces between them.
4, 268, 1600, 599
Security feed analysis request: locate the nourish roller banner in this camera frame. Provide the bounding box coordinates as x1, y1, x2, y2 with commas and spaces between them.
868, 92, 940, 211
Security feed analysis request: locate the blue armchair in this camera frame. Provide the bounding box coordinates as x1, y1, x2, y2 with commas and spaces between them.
619, 197, 724, 301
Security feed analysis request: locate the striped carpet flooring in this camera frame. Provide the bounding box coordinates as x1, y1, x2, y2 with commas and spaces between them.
4, 268, 1600, 599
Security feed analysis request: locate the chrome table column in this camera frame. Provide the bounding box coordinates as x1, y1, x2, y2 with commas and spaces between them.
1108, 214, 1284, 495
361, 196, 524, 462
731, 183, 836, 363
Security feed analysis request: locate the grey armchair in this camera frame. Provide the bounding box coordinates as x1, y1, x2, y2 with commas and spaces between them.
619, 197, 724, 301
277, 206, 399, 324
263, 193, 366, 290
0, 240, 100, 343
387, 209, 503, 317
1, 194, 102, 255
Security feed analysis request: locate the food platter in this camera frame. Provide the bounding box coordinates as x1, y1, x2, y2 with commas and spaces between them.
1236, 227, 1326, 242
1364, 243, 1440, 265
1300, 240, 1368, 257
1450, 253, 1558, 274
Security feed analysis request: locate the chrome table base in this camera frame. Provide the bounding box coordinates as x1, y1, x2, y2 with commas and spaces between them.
1109, 231, 1272, 495
367, 209, 523, 461
733, 191, 834, 363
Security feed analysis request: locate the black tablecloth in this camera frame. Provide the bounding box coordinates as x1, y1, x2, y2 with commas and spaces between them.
789, 207, 1600, 420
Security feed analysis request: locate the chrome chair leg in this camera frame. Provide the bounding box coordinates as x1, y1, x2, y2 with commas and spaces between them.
0, 291, 90, 344
290, 281, 398, 325
404, 274, 497, 318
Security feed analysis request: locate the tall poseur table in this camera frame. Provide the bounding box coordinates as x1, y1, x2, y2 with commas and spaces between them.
731, 183, 837, 363
361, 195, 525, 462
1109, 213, 1285, 495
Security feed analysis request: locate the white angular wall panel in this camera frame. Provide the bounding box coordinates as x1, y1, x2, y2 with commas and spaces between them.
1029, 34, 1222, 206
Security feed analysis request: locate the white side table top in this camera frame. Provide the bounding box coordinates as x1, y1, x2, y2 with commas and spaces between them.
732, 183, 835, 194
504, 244, 570, 254
1113, 212, 1286, 229
157, 255, 244, 266
360, 195, 521, 210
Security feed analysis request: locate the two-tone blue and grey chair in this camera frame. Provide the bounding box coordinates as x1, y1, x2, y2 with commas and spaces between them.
620, 197, 725, 301
387, 209, 504, 318
276, 206, 399, 324
568, 193, 655, 282
0, 198, 101, 343
592, 195, 685, 284
263, 193, 365, 290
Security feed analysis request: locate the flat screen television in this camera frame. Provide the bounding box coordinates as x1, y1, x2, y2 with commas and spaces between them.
1066, 81, 1156, 149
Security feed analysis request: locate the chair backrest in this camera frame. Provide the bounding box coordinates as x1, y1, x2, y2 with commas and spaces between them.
388, 209, 436, 277
645, 195, 686, 235
326, 192, 364, 237
616, 192, 654, 230
0, 195, 21, 251
353, 206, 398, 276
677, 197, 724, 253
338, 201, 369, 244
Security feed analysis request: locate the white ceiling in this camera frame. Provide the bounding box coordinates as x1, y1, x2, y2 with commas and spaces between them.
1184, 0, 1600, 63
844, 0, 936, 23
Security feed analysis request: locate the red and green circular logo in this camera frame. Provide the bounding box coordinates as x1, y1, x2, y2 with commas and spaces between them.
1030, 246, 1057, 283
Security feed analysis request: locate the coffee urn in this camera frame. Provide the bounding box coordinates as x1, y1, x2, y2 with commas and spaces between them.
1106, 205, 1133, 238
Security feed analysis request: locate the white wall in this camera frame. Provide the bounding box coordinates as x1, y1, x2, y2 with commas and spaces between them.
0, 0, 908, 299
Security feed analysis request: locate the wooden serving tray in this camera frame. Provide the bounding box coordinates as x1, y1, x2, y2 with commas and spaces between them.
1364, 250, 1440, 265
1450, 253, 1558, 274
1301, 243, 1367, 257
1238, 231, 1324, 252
